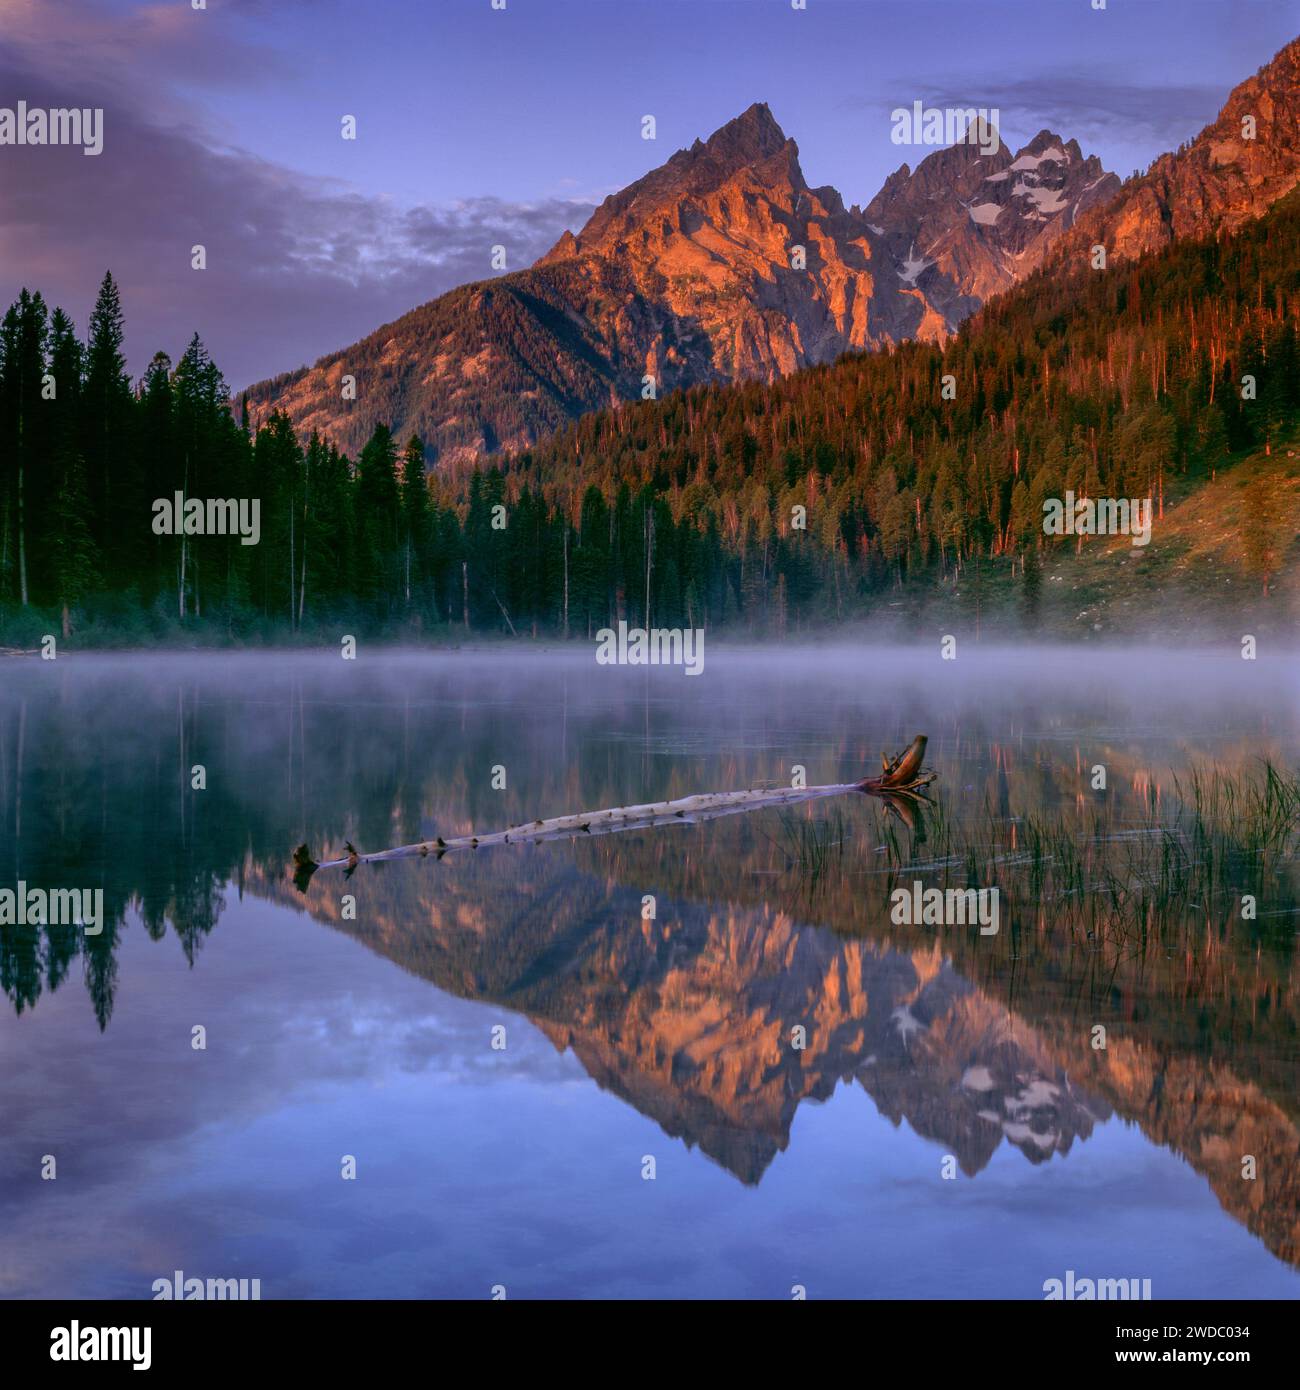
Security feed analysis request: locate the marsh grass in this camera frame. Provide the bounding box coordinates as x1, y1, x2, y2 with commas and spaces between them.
773, 807, 852, 895
946, 762, 1291, 954
777, 761, 1300, 960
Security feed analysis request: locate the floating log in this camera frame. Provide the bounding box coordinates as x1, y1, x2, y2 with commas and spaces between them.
292, 734, 935, 889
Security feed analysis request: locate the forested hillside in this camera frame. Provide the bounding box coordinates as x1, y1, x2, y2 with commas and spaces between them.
2, 188, 1298, 646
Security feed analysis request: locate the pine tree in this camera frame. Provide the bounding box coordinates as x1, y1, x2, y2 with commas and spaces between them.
355, 423, 401, 615
171, 334, 230, 620
82, 272, 135, 582
45, 308, 97, 632
47, 454, 98, 637
400, 435, 429, 618
0, 289, 50, 607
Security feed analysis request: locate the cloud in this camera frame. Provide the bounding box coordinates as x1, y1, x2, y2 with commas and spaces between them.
943, 74, 1227, 152
0, 0, 288, 98
857, 72, 1229, 163
0, 11, 592, 391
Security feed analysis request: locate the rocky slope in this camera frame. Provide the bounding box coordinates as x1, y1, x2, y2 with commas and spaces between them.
1050, 34, 1300, 268
536, 103, 948, 381
865, 126, 1120, 312
243, 105, 1113, 466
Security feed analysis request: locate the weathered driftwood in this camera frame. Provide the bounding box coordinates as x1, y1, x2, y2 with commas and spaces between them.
292, 734, 936, 888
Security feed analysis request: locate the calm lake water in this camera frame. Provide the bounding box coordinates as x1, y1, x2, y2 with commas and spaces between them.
1, 646, 1298, 1300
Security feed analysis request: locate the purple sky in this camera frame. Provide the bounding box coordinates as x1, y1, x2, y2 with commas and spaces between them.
1, 0, 1295, 392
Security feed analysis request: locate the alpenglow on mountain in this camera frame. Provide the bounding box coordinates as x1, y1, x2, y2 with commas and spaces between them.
1049, 34, 1300, 268
243, 104, 1117, 466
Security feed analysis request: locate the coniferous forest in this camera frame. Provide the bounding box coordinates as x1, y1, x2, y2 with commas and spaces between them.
2, 189, 1297, 646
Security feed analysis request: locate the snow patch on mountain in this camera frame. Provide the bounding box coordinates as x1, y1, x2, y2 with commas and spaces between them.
897, 243, 934, 283
1022, 184, 1069, 214
1010, 145, 1069, 170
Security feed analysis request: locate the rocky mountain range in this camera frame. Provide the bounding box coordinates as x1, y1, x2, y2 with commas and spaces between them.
243, 35, 1300, 468
242, 107, 1116, 465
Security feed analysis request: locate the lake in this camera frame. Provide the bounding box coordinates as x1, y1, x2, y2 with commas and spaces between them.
1, 646, 1297, 1300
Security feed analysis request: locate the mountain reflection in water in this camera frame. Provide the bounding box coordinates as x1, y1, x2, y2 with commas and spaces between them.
1, 648, 1297, 1295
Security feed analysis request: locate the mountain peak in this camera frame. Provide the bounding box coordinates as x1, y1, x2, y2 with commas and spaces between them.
544, 103, 801, 261
864, 121, 1119, 306
1021, 129, 1071, 156
697, 101, 790, 166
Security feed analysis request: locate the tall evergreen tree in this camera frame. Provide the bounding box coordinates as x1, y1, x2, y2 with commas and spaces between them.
0, 289, 50, 607
400, 435, 429, 617
82, 272, 135, 584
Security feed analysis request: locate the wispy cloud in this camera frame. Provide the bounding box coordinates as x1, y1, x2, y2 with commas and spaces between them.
852, 71, 1229, 164
0, 3, 592, 389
